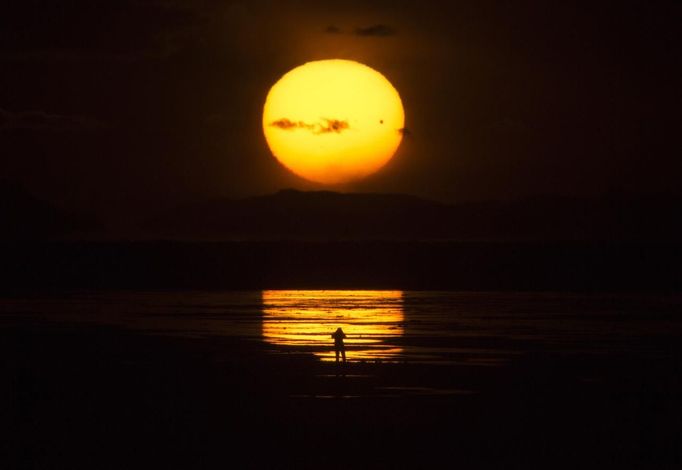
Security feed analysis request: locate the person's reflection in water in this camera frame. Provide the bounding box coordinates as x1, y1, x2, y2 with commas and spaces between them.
331, 327, 347, 363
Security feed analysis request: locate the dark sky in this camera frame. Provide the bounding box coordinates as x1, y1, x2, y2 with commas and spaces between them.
1, 0, 680, 223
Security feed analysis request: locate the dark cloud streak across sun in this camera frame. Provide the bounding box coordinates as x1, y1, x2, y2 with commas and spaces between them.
0, 0, 680, 221
270, 118, 350, 134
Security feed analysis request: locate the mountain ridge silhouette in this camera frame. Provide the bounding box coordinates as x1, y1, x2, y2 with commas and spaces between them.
142, 188, 682, 241
0, 180, 99, 240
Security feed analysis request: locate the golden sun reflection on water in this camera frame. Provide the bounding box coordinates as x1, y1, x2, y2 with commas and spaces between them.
262, 290, 404, 362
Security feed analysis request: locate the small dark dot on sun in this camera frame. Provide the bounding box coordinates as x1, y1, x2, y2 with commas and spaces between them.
380, 120, 384, 124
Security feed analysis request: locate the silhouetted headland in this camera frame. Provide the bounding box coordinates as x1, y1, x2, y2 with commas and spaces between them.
0, 180, 99, 241
1, 189, 680, 292
142, 189, 682, 242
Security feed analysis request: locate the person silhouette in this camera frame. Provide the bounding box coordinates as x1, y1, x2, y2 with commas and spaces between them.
331, 327, 347, 363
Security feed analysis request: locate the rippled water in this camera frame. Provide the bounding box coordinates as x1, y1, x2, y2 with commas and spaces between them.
2, 290, 681, 364
262, 290, 405, 361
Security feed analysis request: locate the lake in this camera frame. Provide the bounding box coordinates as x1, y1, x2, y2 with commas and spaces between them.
4, 289, 682, 469
3, 289, 680, 365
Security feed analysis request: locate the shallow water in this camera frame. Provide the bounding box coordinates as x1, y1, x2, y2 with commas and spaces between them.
2, 290, 681, 364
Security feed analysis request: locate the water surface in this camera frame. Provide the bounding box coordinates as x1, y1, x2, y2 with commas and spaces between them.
2, 290, 681, 365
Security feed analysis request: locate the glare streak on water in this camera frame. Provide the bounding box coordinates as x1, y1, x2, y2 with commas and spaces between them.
262, 290, 404, 362
1, 290, 681, 365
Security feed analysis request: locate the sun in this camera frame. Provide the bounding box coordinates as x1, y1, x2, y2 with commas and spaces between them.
262, 59, 405, 185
